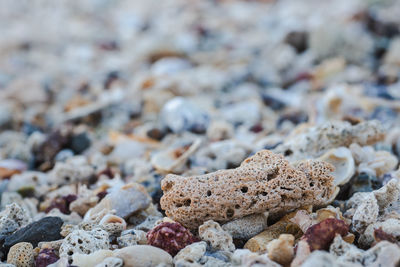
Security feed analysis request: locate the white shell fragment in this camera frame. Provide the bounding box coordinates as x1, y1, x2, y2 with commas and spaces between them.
318, 147, 355, 186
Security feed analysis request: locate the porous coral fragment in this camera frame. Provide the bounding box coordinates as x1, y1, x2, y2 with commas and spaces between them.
274, 120, 384, 162
161, 150, 336, 229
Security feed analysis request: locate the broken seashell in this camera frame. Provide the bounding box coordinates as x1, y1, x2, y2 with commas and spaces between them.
318, 147, 355, 186
151, 139, 201, 174
99, 214, 127, 228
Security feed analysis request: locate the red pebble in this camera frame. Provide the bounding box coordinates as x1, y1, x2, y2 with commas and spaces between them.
374, 228, 397, 243
303, 218, 349, 251
35, 248, 59, 267
146, 222, 198, 256
45, 194, 77, 214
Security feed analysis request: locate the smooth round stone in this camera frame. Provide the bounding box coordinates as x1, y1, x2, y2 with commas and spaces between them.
113, 245, 173, 267
160, 97, 209, 134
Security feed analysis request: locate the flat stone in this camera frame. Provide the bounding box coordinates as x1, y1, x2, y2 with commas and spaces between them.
113, 245, 173, 267
3, 217, 63, 251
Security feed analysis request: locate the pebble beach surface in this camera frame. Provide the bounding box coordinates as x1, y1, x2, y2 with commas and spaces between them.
1, 0, 400, 266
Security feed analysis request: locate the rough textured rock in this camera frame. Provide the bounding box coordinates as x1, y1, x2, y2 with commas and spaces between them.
173, 241, 207, 266
48, 158, 94, 186
161, 150, 335, 229
117, 229, 147, 247
300, 250, 355, 267
0, 203, 30, 236
345, 179, 400, 234
330, 236, 400, 267
113, 245, 173, 267
59, 228, 109, 264
362, 241, 400, 266
222, 213, 268, 240
345, 192, 379, 233
274, 120, 384, 161
199, 220, 235, 252
3, 217, 63, 251
6, 242, 34, 267
359, 218, 400, 247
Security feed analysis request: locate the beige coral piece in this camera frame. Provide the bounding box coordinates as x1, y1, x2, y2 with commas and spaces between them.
274, 120, 384, 162
198, 220, 235, 252
161, 150, 336, 229
7, 242, 34, 267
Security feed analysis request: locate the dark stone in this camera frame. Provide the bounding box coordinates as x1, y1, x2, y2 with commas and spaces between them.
104, 71, 120, 89
349, 172, 382, 197
262, 94, 285, 110
3, 217, 63, 251
365, 12, 399, 38
147, 128, 166, 141
284, 31, 309, 53
45, 194, 77, 214
69, 132, 91, 154
277, 111, 308, 127
33, 128, 72, 169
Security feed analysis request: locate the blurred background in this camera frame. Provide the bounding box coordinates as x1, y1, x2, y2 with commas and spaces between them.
0, 0, 399, 173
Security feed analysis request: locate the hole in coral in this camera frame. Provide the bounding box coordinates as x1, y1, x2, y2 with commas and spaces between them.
184, 199, 191, 206
67, 251, 73, 256
284, 150, 293, 156
226, 209, 234, 218
241, 186, 248, 193
207, 190, 212, 197
208, 153, 217, 160
281, 187, 293, 191
267, 169, 279, 181
176, 203, 182, 208
235, 204, 240, 209
78, 239, 83, 244
261, 192, 268, 196
64, 176, 71, 182
310, 182, 314, 187
163, 181, 174, 191
249, 199, 257, 208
